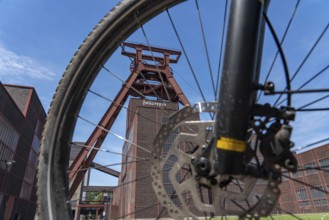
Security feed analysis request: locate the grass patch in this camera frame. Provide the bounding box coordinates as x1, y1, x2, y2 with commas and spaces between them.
211, 213, 329, 220
261, 213, 329, 220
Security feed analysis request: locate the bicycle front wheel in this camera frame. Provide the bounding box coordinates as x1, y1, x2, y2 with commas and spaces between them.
37, 0, 329, 219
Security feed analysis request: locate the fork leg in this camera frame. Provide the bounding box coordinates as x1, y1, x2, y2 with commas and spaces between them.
215, 0, 268, 174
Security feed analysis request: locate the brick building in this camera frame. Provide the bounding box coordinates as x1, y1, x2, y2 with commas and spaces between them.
113, 98, 178, 219
0, 84, 46, 219
112, 98, 329, 218
278, 143, 329, 214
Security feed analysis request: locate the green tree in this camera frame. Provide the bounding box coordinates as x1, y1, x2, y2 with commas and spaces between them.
86, 192, 103, 204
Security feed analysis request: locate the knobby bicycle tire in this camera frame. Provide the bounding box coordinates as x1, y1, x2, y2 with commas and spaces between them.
36, 0, 329, 219
37, 1, 186, 219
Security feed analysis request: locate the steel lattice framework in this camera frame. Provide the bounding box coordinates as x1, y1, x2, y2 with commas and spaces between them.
68, 42, 190, 198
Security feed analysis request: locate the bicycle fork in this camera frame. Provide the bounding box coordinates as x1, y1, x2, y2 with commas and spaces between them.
215, 0, 268, 174
193, 0, 296, 178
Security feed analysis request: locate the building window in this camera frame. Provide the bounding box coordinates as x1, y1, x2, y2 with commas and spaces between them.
20, 182, 33, 200
296, 188, 310, 208
313, 199, 327, 206
296, 188, 308, 201
31, 134, 40, 153
0, 117, 19, 150
298, 200, 310, 207
319, 157, 329, 168
291, 169, 303, 178
20, 149, 38, 200
0, 144, 12, 169
310, 186, 327, 207
35, 119, 43, 137
303, 162, 317, 175
24, 165, 36, 185
310, 186, 326, 199
28, 151, 38, 168
0, 117, 19, 170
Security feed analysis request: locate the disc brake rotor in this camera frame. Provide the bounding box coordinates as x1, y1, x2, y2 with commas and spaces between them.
151, 103, 281, 219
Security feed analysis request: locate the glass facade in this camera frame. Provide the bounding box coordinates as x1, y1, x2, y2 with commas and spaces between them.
0, 84, 46, 220
0, 117, 19, 171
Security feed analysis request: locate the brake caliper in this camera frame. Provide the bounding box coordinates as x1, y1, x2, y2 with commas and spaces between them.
253, 104, 297, 172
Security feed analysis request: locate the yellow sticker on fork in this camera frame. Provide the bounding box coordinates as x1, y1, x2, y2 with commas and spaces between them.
217, 137, 246, 152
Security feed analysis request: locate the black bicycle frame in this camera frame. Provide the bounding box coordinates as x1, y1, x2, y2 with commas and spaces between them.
215, 0, 269, 174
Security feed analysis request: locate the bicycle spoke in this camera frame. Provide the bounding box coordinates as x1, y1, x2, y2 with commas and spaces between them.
72, 142, 147, 161
282, 173, 329, 195
215, 0, 228, 99
119, 44, 173, 109
294, 137, 329, 151
37, 1, 329, 219
88, 89, 206, 132
274, 64, 329, 107
297, 93, 329, 110
101, 60, 186, 137
113, 202, 160, 220
166, 9, 207, 104
155, 206, 168, 220
274, 22, 329, 106
88, 89, 161, 126
290, 23, 329, 83
231, 200, 248, 213
101, 65, 146, 98
77, 115, 152, 154
257, 0, 300, 102
195, 0, 216, 98
275, 205, 304, 220
136, 23, 172, 102
172, 68, 202, 97
232, 179, 252, 209
118, 175, 151, 189
292, 165, 329, 173
297, 64, 329, 90
71, 160, 148, 174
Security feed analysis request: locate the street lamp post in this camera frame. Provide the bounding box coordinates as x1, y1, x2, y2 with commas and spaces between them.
0, 160, 16, 191
0, 160, 16, 219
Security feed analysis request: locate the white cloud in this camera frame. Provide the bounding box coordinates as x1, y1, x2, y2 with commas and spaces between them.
0, 44, 55, 83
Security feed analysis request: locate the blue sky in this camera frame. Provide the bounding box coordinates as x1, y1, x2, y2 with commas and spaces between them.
0, 0, 118, 106
0, 0, 328, 187
0, 0, 121, 186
